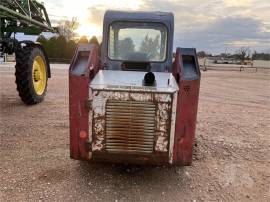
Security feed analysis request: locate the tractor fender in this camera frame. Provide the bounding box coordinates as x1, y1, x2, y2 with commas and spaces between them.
18, 40, 51, 78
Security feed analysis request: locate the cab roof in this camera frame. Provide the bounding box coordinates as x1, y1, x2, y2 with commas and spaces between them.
104, 10, 174, 25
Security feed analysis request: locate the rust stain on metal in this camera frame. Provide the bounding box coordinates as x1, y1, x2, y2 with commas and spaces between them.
169, 92, 178, 163
92, 113, 105, 151
105, 100, 155, 154
90, 90, 176, 155
155, 102, 171, 152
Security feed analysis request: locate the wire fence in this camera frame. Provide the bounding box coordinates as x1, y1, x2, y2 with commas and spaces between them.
199, 58, 270, 72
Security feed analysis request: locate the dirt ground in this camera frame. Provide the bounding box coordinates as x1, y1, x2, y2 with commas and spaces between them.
0, 62, 269, 202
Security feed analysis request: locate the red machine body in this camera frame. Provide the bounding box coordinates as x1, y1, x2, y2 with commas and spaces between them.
69, 44, 99, 160
69, 11, 200, 166
172, 48, 201, 165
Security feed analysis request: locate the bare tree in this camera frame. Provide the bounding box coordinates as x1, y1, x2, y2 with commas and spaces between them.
197, 51, 207, 58
140, 34, 160, 60
57, 17, 79, 41
237, 47, 250, 63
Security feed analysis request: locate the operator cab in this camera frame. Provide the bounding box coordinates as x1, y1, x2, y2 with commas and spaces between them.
101, 10, 174, 72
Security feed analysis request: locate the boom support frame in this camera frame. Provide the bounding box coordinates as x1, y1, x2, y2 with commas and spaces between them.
0, 0, 55, 54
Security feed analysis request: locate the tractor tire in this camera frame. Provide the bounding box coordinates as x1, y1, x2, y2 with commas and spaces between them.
15, 46, 48, 105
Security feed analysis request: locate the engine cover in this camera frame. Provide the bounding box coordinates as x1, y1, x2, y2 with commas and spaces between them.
89, 70, 179, 164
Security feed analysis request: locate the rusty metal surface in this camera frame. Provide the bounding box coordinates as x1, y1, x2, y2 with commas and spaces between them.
90, 90, 177, 161
90, 70, 179, 93
168, 92, 178, 163
105, 100, 155, 154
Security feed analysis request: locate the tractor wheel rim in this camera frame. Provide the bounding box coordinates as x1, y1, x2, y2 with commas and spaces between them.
32, 56, 46, 95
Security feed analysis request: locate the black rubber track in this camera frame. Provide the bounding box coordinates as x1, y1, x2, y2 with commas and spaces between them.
15, 46, 48, 105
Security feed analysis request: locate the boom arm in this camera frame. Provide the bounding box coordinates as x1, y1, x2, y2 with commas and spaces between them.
0, 0, 56, 54
0, 0, 55, 36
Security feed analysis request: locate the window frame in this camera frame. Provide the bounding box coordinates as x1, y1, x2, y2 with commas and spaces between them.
107, 21, 169, 63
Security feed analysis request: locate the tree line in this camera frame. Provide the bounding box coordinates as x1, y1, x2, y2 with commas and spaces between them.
36, 17, 98, 63
197, 47, 270, 61
36, 35, 98, 63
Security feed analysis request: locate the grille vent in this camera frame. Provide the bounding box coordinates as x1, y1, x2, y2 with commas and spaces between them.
105, 100, 155, 154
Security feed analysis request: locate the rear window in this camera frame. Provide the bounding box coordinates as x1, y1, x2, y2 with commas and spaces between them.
108, 21, 168, 62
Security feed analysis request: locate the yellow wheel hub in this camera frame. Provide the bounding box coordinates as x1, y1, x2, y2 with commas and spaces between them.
32, 56, 46, 95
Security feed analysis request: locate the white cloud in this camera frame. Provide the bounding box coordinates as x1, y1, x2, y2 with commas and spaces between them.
223, 0, 253, 7
42, 0, 270, 53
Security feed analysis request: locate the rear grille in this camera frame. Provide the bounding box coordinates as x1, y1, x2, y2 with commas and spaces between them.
105, 100, 155, 154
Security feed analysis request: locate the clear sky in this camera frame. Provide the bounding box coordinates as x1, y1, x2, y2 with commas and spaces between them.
41, 0, 270, 54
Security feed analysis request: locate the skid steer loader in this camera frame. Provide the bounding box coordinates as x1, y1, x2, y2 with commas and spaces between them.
69, 10, 200, 165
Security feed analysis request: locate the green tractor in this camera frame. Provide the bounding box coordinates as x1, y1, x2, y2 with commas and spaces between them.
0, 0, 56, 104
